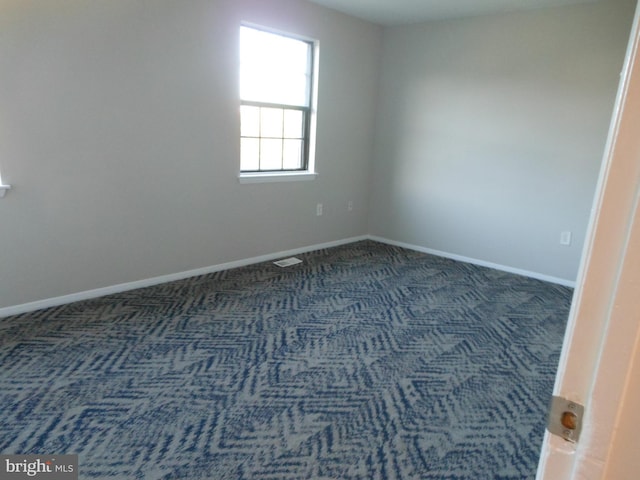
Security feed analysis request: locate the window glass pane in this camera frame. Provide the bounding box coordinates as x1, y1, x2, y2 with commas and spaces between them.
283, 110, 303, 138
273, 37, 309, 74
240, 26, 311, 107
260, 139, 283, 170
240, 27, 309, 75
260, 108, 283, 138
241, 70, 308, 106
240, 105, 260, 137
283, 140, 303, 169
241, 138, 260, 171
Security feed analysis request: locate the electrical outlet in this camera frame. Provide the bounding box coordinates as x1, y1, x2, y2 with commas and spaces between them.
316, 203, 323, 216
348, 201, 353, 212
560, 231, 572, 246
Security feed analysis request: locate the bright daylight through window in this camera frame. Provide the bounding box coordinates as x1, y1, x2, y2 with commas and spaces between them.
240, 25, 315, 174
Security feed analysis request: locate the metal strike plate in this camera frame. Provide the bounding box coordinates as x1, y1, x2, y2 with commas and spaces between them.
547, 395, 584, 443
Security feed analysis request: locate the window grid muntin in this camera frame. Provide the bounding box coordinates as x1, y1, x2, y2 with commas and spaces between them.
240, 102, 310, 172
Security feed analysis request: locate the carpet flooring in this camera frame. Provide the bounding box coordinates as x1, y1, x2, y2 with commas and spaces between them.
0, 241, 573, 479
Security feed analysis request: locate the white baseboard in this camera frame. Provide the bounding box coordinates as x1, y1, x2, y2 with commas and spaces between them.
368, 235, 576, 288
0, 234, 574, 318
0, 236, 368, 318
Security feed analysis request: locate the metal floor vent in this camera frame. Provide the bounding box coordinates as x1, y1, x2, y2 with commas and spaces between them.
273, 257, 303, 268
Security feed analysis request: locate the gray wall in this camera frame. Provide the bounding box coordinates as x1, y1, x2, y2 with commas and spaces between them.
0, 0, 381, 308
369, 0, 635, 282
0, 0, 634, 310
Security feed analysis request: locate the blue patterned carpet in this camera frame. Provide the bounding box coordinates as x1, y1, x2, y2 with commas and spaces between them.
0, 241, 572, 479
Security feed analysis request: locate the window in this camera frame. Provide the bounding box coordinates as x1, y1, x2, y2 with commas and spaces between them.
239, 25, 316, 176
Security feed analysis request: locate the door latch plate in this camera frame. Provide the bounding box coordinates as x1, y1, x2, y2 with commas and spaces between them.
547, 395, 584, 443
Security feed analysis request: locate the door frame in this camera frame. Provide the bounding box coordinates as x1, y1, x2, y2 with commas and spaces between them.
536, 1, 640, 478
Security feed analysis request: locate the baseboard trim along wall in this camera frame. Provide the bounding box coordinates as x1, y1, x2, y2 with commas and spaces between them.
369, 236, 577, 288
0, 234, 575, 318
0, 236, 368, 319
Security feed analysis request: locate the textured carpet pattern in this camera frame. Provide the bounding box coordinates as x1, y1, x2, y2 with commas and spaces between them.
0, 241, 572, 479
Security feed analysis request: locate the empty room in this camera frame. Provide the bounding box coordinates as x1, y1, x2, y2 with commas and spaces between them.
1, 0, 638, 478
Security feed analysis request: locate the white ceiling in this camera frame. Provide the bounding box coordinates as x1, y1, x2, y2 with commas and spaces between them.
305, 0, 600, 26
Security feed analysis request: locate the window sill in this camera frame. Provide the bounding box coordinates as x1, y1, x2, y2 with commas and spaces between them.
238, 172, 317, 184
0, 184, 11, 198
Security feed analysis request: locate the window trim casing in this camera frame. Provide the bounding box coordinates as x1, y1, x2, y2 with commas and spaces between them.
238, 24, 318, 182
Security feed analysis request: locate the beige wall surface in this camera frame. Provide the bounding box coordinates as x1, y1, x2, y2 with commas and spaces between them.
369, 0, 635, 282
0, 0, 381, 309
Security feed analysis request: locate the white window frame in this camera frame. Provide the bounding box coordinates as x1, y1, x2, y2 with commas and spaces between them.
238, 24, 318, 184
